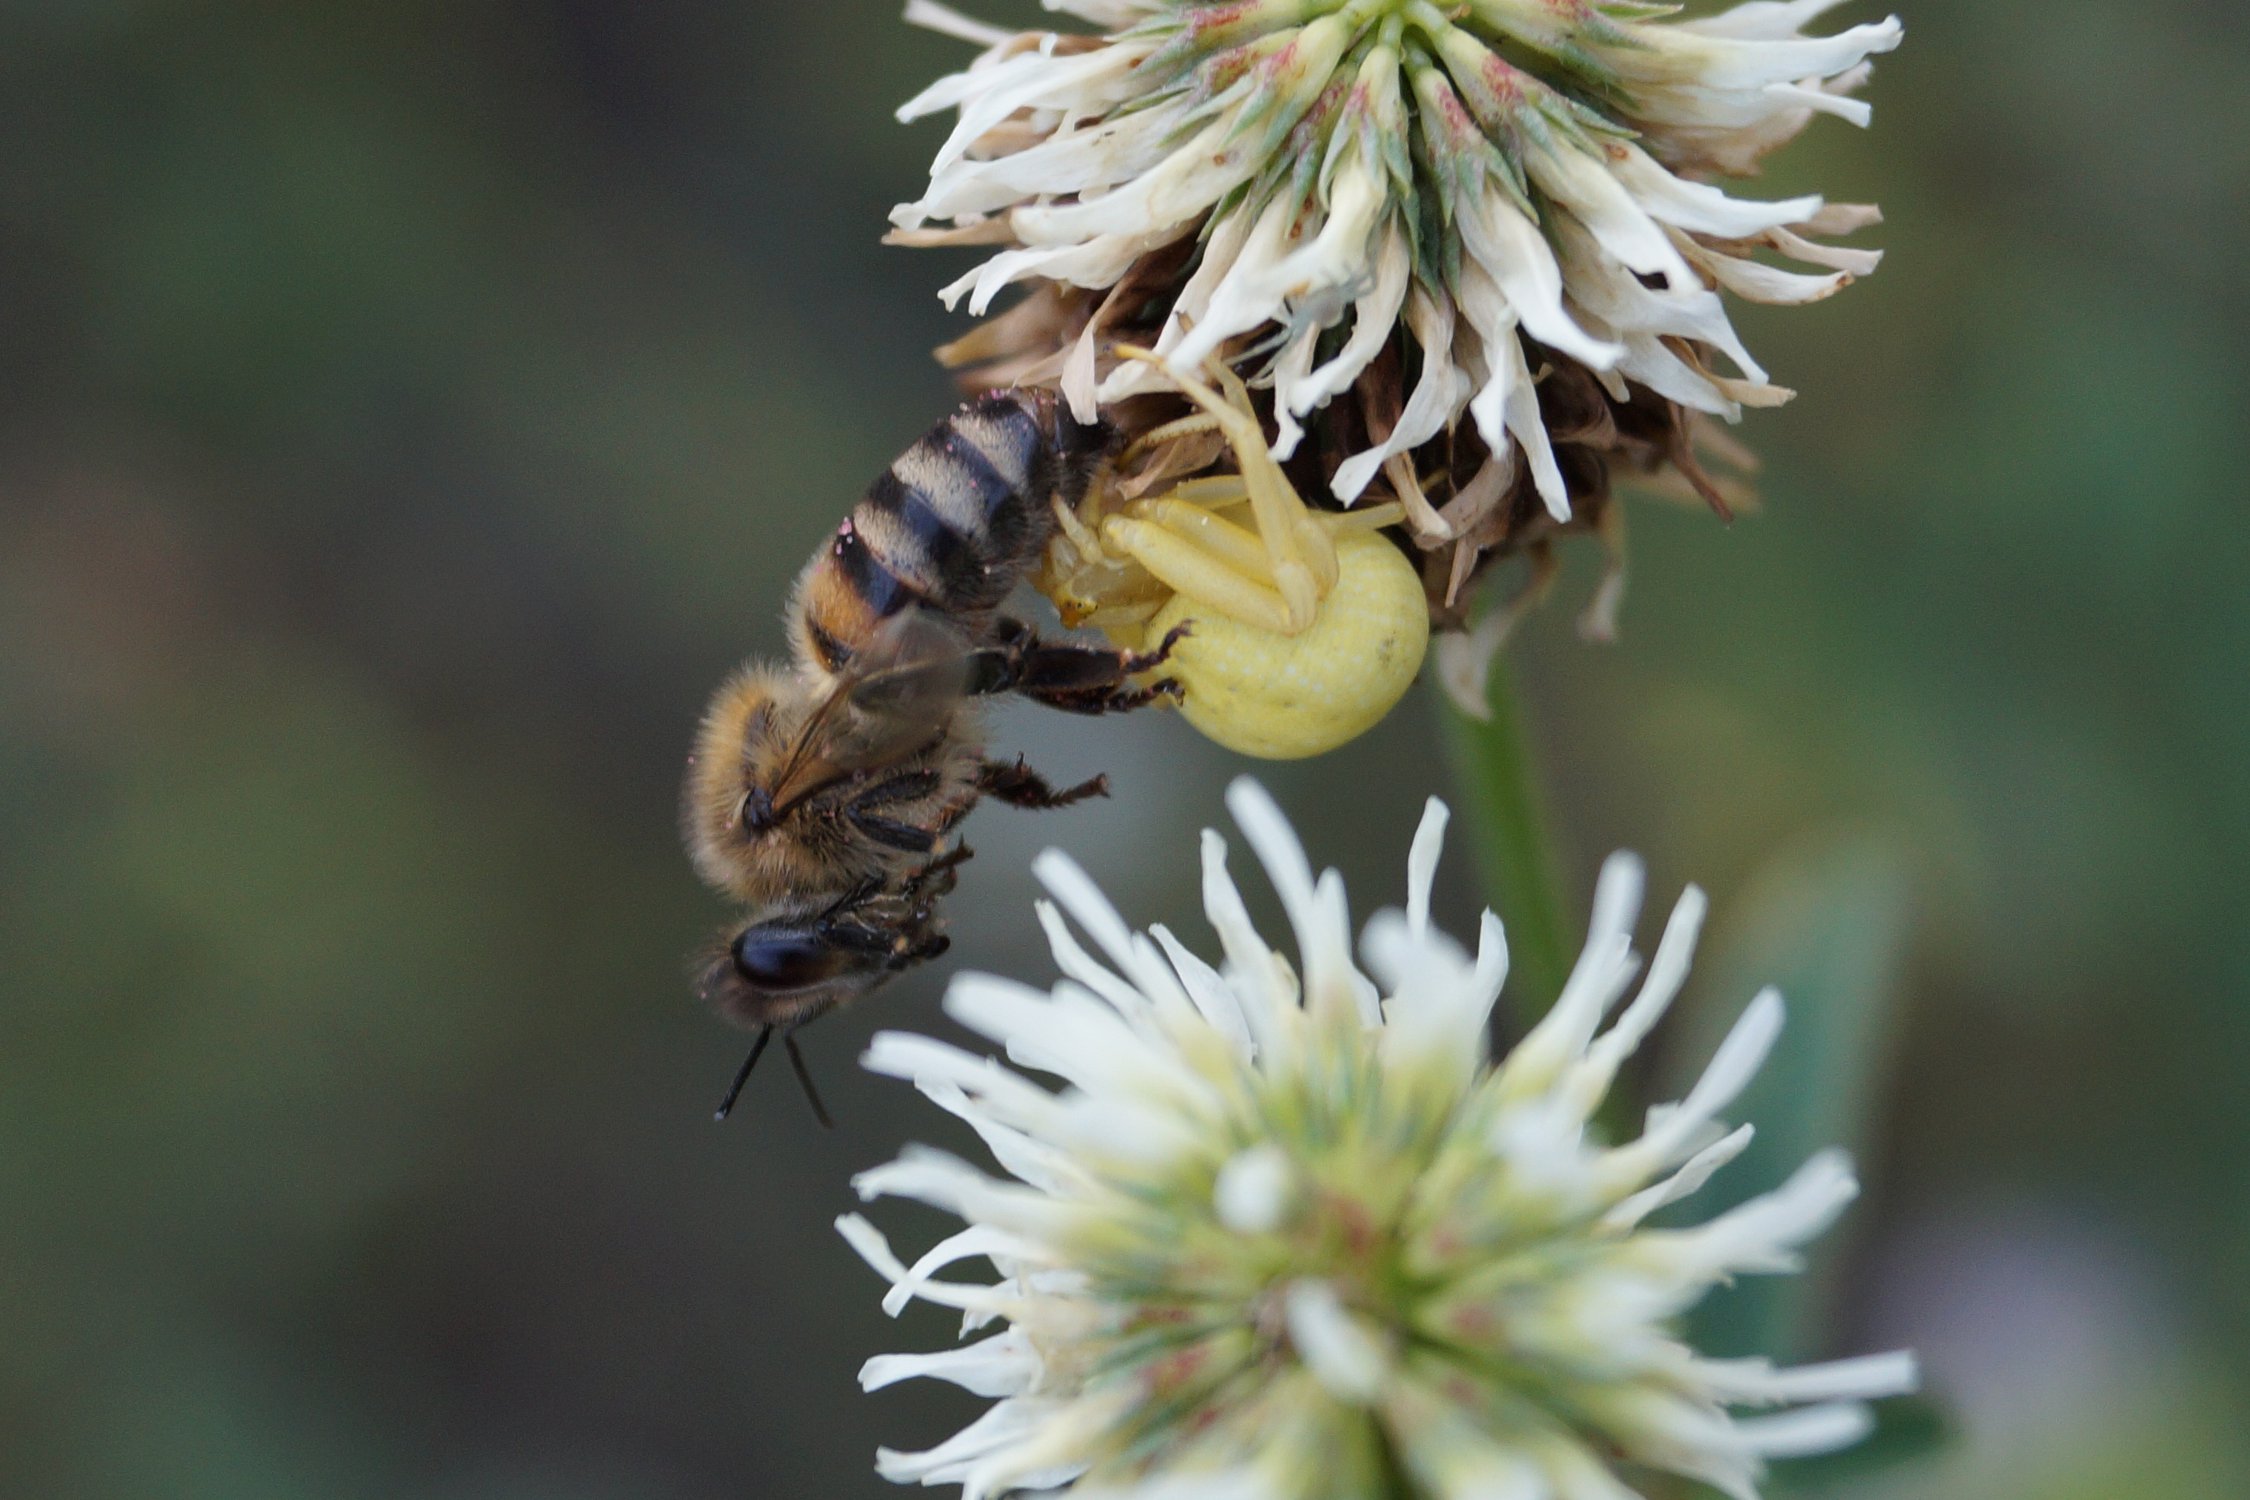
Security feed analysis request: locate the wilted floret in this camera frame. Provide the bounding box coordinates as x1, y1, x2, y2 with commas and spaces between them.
894, 0, 1900, 708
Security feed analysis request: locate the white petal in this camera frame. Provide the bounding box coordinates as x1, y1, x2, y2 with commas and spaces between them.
1332, 282, 1467, 501
1531, 141, 1696, 290
1283, 1280, 1388, 1402
837, 1210, 911, 1284
901, 0, 1015, 49
1769, 224, 1883, 275
1640, 19, 1902, 92
1698, 1350, 1919, 1405
915, 1077, 1081, 1195
1382, 1376, 1553, 1500
1015, 109, 1252, 244
1632, 987, 1786, 1164
1214, 1143, 1295, 1234
1491, 318, 1568, 511
1499, 890, 1640, 1105
948, 228, 1179, 313
837, 1211, 1015, 1316
1365, 907, 1501, 1070
854, 1144, 1068, 1239
1678, 0, 1861, 42
875, 1395, 1064, 1484
1314, 867, 1381, 1025
1267, 323, 1323, 461
1035, 898, 1156, 1026
1199, 827, 1293, 1061
1576, 883, 1710, 1108
1165, 191, 1305, 375
1456, 182, 1621, 369
1610, 332, 1741, 417
1406, 796, 1450, 938
1765, 79, 1874, 127
1532, 1434, 1648, 1500
905, 43, 1144, 159
1362, 911, 1472, 999
1113, 205, 1256, 392
1697, 1148, 1860, 1270
1073, 1470, 1281, 1500
1151, 923, 1255, 1054
1035, 849, 1204, 1027
1286, 222, 1412, 423
1732, 1401, 1876, 1457
944, 973, 1177, 1101
1225, 779, 1326, 986
1601, 1122, 1754, 1229
862, 1030, 1065, 1136
861, 1328, 1042, 1397
1556, 215, 1770, 383
933, 101, 1192, 217
1612, 145, 1822, 237
882, 1223, 1042, 1317
1679, 235, 1852, 305
1044, 1, 1146, 26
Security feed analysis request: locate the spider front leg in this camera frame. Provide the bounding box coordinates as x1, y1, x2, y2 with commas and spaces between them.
1103, 351, 1340, 636
1097, 486, 1409, 640
1099, 492, 1304, 635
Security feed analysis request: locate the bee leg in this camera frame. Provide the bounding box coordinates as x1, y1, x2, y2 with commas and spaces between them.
815, 876, 885, 921
902, 843, 973, 901
977, 757, 1110, 809
847, 808, 946, 854
807, 919, 911, 957
974, 619, 1189, 713
851, 767, 943, 810
1110, 623, 1192, 677
797, 883, 926, 957
1031, 676, 1187, 716
897, 930, 951, 966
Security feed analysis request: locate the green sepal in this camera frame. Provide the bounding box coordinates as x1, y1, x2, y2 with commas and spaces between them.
1666, 834, 1914, 1364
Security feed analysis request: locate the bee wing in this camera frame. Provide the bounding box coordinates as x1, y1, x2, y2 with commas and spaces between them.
834, 609, 978, 736
767, 609, 977, 809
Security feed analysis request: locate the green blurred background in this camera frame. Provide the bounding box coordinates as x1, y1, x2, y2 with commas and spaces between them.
1, 2, 2243, 1497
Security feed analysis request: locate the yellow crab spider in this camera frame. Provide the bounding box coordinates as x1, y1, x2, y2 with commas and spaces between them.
1040, 351, 1431, 759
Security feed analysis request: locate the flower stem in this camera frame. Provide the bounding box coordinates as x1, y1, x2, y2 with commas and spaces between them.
1436, 664, 1574, 1019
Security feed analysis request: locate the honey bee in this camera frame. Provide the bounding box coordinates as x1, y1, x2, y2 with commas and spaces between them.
683, 390, 1184, 1122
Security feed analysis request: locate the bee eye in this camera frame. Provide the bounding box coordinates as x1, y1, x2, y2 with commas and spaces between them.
732, 931, 846, 992
739, 789, 777, 833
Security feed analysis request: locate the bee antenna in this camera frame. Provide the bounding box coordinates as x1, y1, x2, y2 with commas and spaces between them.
784, 1033, 836, 1131
713, 1027, 775, 1123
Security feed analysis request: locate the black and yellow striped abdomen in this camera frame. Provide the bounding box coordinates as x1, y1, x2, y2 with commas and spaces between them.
790, 391, 1106, 677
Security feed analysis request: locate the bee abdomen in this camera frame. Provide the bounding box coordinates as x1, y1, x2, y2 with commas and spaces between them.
797, 392, 1109, 672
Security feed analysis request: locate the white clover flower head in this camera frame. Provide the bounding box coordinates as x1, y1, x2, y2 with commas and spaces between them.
894, 0, 1900, 521
840, 778, 1916, 1500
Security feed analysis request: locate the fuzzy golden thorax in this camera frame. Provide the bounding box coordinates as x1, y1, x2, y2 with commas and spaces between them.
681, 661, 984, 908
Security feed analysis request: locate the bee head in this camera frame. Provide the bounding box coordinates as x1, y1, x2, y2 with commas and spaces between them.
697, 922, 873, 1030
696, 922, 879, 1129
680, 662, 811, 898
693, 872, 957, 1124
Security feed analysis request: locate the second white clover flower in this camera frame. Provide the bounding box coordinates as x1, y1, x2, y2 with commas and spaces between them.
840, 778, 1916, 1500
